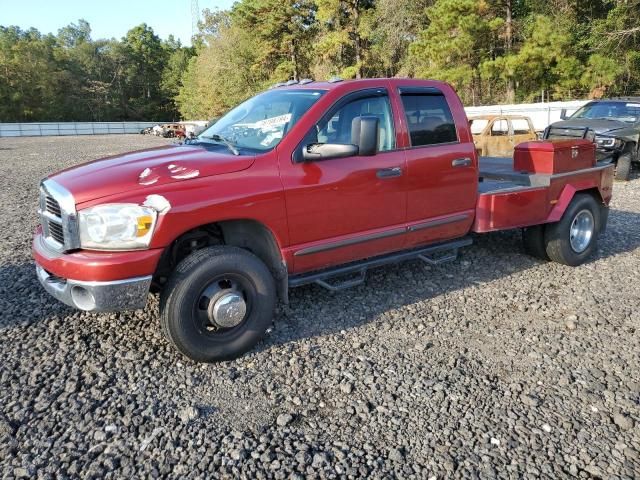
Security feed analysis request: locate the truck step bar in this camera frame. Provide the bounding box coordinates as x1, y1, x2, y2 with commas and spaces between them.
288, 237, 473, 292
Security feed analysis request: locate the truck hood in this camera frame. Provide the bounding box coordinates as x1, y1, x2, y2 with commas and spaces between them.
49, 144, 255, 204
549, 118, 630, 135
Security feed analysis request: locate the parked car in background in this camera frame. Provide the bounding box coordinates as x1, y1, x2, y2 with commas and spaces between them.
545, 98, 640, 181
182, 120, 214, 139
469, 115, 537, 157
162, 124, 186, 138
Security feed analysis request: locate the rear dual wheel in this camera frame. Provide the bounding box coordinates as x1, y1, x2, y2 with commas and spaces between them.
545, 194, 602, 266
523, 193, 603, 266
522, 225, 549, 260
160, 246, 276, 363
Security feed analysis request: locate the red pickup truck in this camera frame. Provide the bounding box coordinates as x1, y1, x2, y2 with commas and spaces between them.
33, 79, 614, 362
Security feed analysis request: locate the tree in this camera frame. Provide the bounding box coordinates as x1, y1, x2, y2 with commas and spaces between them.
0, 27, 64, 121
3, 0, 640, 123
161, 40, 195, 119
370, 0, 432, 77
580, 54, 622, 96
120, 24, 168, 120
231, 0, 317, 82
57, 19, 91, 48
176, 19, 265, 119
590, 0, 640, 96
315, 0, 376, 79
482, 15, 582, 102
408, 0, 501, 105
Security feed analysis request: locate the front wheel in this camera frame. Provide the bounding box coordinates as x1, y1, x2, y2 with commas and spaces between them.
615, 153, 632, 181
544, 194, 602, 266
160, 246, 276, 362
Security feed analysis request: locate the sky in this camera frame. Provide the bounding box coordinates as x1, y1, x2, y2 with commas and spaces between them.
0, 0, 236, 45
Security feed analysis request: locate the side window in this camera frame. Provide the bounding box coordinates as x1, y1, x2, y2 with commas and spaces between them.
491, 119, 509, 136
511, 118, 531, 134
316, 95, 396, 152
400, 93, 457, 147
469, 118, 489, 135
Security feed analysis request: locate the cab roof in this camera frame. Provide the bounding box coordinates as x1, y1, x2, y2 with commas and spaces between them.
273, 77, 453, 92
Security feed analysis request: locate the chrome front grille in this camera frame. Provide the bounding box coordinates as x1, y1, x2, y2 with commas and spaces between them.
45, 195, 62, 217
38, 180, 80, 252
47, 218, 65, 244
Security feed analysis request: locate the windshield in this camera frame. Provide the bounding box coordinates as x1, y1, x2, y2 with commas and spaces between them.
198, 89, 325, 152
571, 101, 640, 123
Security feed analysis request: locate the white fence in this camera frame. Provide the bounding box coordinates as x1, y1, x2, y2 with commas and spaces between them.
464, 100, 590, 131
0, 121, 163, 137
0, 101, 591, 138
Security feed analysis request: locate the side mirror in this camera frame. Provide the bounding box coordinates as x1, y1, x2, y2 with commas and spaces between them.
299, 115, 379, 162
302, 142, 359, 161
352, 116, 379, 156
560, 109, 568, 120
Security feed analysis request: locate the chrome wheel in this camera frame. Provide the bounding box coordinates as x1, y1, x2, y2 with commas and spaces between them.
209, 292, 246, 328
569, 209, 594, 253
195, 276, 252, 333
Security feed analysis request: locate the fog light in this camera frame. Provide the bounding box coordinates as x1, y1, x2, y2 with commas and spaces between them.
71, 286, 96, 311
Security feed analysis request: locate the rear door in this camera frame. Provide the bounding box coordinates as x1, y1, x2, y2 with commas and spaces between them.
398, 87, 477, 248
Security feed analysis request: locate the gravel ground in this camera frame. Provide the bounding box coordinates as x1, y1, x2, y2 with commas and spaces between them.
0, 134, 639, 479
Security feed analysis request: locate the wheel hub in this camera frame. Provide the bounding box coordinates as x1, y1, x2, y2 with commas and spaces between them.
208, 291, 247, 328
569, 209, 594, 253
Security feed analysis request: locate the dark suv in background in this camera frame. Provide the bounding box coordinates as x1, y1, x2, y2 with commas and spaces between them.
545, 98, 640, 181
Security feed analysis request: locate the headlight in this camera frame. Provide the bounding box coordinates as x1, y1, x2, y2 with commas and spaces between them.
595, 136, 622, 149
78, 204, 157, 250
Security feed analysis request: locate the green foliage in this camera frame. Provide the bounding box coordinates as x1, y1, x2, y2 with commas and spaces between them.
3, 0, 640, 122
315, 0, 376, 78
408, 0, 500, 104
370, 0, 433, 77
230, 0, 317, 82
0, 20, 194, 122
176, 21, 266, 119
590, 0, 640, 95
483, 15, 581, 102
581, 54, 621, 92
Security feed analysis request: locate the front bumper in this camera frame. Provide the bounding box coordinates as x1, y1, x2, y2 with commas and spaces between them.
595, 148, 617, 162
36, 264, 152, 312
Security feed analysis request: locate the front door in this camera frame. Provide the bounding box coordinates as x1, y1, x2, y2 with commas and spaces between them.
397, 87, 477, 248
279, 88, 407, 273
487, 117, 512, 157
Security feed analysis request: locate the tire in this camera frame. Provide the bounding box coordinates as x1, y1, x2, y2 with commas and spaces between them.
544, 193, 601, 266
522, 225, 549, 260
160, 246, 276, 362
614, 153, 632, 181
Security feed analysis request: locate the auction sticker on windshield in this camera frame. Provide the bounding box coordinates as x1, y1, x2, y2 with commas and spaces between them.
255, 113, 292, 130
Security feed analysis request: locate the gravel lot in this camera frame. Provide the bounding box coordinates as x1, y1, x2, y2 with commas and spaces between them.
1, 134, 639, 478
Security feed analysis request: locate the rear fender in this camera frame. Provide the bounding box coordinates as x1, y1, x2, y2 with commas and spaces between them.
545, 183, 607, 224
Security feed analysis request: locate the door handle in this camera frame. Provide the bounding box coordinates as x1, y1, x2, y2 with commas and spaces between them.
451, 157, 472, 167
376, 166, 403, 179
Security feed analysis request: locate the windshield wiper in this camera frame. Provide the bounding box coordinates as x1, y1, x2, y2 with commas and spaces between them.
199, 134, 239, 156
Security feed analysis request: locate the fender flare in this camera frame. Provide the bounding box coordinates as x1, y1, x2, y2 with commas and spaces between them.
545, 183, 604, 224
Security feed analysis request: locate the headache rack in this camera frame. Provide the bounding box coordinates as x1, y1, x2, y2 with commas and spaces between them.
543, 125, 595, 141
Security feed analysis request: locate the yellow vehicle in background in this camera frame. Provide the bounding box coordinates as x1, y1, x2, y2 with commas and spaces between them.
469, 115, 537, 157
